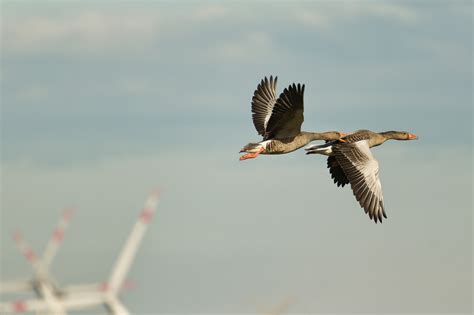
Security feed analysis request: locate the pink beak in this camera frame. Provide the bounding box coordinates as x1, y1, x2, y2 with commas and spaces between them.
408, 133, 418, 140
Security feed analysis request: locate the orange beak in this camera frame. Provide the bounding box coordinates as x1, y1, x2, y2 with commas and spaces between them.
408, 133, 418, 140
338, 132, 348, 143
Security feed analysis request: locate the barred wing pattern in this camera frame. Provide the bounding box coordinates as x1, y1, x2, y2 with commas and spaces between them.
251, 76, 278, 136
341, 130, 372, 142
265, 83, 305, 140
333, 140, 387, 222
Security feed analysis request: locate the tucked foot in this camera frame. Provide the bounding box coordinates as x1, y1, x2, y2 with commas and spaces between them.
239, 147, 264, 161
240, 153, 258, 160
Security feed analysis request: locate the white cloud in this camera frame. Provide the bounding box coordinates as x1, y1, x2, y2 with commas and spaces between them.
292, 3, 418, 29
3, 9, 161, 55
193, 4, 228, 21
213, 31, 275, 62
2, 4, 233, 56
364, 3, 418, 23
3, 3, 420, 57
295, 9, 332, 29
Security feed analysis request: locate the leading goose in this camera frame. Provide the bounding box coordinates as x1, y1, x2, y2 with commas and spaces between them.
239, 76, 345, 160
305, 130, 418, 223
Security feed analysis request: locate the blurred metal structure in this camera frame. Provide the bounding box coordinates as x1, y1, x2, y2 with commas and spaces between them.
262, 297, 295, 315
0, 191, 160, 314
2, 208, 73, 298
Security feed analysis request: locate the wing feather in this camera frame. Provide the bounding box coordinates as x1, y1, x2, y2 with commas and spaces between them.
332, 140, 387, 223
264, 82, 305, 139
251, 76, 278, 136
327, 156, 349, 187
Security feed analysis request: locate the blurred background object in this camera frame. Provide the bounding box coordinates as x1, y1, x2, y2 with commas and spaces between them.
0, 192, 159, 314
1, 1, 472, 314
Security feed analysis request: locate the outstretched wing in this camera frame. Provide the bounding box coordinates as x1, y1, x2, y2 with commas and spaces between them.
327, 156, 349, 187
332, 140, 387, 223
264, 83, 304, 140
251, 76, 278, 136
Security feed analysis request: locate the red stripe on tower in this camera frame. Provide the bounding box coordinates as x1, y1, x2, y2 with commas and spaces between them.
63, 208, 74, 221
99, 282, 109, 292
53, 228, 65, 242
139, 209, 153, 224
12, 301, 27, 312
25, 249, 37, 262
13, 231, 22, 243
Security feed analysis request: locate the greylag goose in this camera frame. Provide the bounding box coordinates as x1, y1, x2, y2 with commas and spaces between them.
239, 76, 345, 160
305, 130, 418, 223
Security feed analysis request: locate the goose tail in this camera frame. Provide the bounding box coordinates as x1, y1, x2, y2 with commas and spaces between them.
305, 142, 333, 155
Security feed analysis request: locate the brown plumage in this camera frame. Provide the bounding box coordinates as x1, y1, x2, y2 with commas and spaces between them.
240, 76, 345, 160
306, 129, 418, 223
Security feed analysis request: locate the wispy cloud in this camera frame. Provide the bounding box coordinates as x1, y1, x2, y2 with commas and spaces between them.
213, 31, 275, 62
3, 4, 234, 57
3, 9, 161, 55
362, 2, 418, 23
3, 3, 420, 59
193, 4, 228, 21
292, 3, 418, 29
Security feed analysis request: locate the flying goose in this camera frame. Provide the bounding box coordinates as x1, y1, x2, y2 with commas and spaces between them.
239, 76, 345, 160
305, 130, 418, 223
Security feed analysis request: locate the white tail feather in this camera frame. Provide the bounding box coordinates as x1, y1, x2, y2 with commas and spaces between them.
305, 143, 333, 156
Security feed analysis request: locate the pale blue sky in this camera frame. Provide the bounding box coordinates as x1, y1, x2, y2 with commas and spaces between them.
1, 1, 472, 314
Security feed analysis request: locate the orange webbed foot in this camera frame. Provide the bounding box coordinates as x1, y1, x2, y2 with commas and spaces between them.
239, 147, 264, 161
239, 153, 257, 161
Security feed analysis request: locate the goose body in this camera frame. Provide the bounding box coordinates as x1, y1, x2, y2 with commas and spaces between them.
306, 129, 418, 223
239, 76, 344, 160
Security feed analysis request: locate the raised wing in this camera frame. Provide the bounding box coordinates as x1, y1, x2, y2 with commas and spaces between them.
332, 140, 387, 223
251, 76, 278, 136
264, 83, 304, 140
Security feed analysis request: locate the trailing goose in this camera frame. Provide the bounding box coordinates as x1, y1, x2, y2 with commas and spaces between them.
239, 76, 345, 160
305, 130, 418, 223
